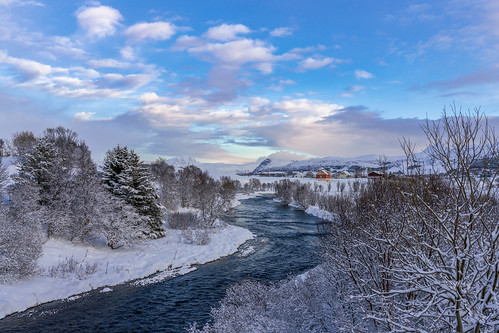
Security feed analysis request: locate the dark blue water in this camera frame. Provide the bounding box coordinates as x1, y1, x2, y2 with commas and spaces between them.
0, 195, 323, 332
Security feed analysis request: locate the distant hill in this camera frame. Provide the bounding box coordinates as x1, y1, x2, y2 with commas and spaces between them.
250, 153, 433, 175
151, 149, 454, 178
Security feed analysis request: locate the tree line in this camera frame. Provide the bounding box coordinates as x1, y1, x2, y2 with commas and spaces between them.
0, 127, 238, 283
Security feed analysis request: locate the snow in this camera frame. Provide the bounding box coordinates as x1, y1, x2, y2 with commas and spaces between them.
235, 191, 269, 200
305, 206, 337, 222
0, 225, 254, 319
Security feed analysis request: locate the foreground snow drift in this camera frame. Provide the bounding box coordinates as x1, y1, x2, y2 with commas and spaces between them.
0, 225, 254, 320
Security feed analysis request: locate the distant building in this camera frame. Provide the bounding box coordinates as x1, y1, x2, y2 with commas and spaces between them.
368, 171, 385, 179
316, 170, 331, 180
337, 170, 351, 179
305, 171, 315, 178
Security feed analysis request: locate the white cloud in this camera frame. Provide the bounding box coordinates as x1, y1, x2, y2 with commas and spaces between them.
249, 96, 270, 108
254, 62, 273, 74
172, 35, 204, 51
348, 85, 365, 92
125, 21, 176, 43
120, 46, 135, 60
137, 93, 248, 128
52, 76, 85, 87
289, 45, 327, 54
172, 25, 301, 101
0, 50, 51, 80
99, 73, 153, 89
299, 57, 335, 70
0, 52, 150, 99
48, 44, 86, 58
88, 58, 130, 69
354, 69, 374, 79
273, 98, 341, 122
72, 67, 100, 79
204, 24, 250, 41
140, 92, 167, 104
270, 27, 292, 37
74, 112, 96, 120
337, 93, 354, 98
269, 79, 296, 91
189, 39, 276, 68
267, 151, 309, 160
280, 79, 296, 85
76, 5, 123, 39
0, 0, 43, 6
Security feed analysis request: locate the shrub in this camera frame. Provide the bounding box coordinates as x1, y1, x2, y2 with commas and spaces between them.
167, 212, 202, 230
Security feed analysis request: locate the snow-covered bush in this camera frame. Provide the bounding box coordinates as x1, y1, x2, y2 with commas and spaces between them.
190, 267, 337, 333
181, 229, 210, 246
47, 256, 98, 280
167, 212, 201, 230
0, 180, 44, 283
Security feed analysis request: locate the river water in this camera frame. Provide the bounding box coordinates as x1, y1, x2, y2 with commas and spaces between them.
0, 195, 324, 332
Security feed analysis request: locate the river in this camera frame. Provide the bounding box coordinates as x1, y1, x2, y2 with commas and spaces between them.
0, 195, 324, 332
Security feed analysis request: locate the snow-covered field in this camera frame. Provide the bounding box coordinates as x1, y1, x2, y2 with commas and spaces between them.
0, 225, 254, 320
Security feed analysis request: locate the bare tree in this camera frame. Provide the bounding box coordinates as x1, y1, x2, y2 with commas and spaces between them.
374, 106, 499, 331
11, 130, 36, 157
150, 158, 179, 210
192, 172, 235, 227
0, 158, 8, 195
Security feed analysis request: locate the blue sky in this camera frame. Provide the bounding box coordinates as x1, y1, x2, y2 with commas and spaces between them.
1, 0, 499, 163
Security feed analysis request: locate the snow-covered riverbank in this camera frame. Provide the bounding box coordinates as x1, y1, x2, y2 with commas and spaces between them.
0, 225, 254, 320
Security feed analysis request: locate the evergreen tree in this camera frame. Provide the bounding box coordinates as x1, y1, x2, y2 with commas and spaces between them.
17, 137, 59, 207
101, 145, 165, 238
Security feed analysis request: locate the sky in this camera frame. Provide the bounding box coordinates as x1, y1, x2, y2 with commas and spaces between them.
1, 0, 499, 163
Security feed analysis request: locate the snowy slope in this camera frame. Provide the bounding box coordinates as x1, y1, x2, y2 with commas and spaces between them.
252, 157, 299, 173
164, 156, 262, 178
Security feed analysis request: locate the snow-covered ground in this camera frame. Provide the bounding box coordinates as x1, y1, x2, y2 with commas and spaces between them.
305, 206, 337, 222
0, 225, 254, 320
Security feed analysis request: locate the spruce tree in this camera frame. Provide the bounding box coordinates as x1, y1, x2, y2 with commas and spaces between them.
17, 137, 59, 206
101, 145, 165, 238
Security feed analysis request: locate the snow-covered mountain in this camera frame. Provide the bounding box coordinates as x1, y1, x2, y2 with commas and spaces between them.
166, 156, 198, 169
156, 149, 443, 177
250, 152, 433, 174
252, 157, 299, 173
162, 156, 262, 178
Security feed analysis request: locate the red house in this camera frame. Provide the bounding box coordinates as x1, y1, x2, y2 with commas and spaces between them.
368, 171, 385, 179
316, 170, 331, 180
